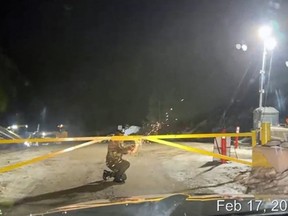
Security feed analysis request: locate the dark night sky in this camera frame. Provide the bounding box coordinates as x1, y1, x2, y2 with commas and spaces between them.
0, 0, 288, 134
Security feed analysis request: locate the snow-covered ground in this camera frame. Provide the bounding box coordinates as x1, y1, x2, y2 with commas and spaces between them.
0, 142, 251, 215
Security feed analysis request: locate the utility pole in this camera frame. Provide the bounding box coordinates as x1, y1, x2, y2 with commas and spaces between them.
158, 101, 161, 122
259, 43, 267, 108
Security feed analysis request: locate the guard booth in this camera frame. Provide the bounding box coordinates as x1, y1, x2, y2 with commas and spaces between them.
253, 107, 279, 129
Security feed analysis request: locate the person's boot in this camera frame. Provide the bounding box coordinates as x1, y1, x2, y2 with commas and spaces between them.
103, 170, 112, 181
113, 178, 125, 184
121, 173, 127, 181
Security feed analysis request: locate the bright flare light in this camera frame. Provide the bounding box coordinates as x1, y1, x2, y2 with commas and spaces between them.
259, 26, 272, 40
235, 44, 241, 50
285, 61, 288, 68
264, 37, 277, 50
24, 141, 31, 147
241, 44, 248, 51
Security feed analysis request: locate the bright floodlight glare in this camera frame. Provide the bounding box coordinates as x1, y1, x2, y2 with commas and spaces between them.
241, 44, 248, 51
265, 37, 277, 50
11, 125, 18, 130
235, 44, 241, 50
170, 108, 173, 111
42, 132, 46, 136
259, 26, 272, 40
180, 98, 184, 102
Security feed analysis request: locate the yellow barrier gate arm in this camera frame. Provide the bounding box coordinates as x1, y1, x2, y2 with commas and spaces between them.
145, 138, 252, 166
0, 132, 254, 173
0, 137, 110, 144
0, 132, 253, 144
148, 132, 252, 139
0, 139, 104, 174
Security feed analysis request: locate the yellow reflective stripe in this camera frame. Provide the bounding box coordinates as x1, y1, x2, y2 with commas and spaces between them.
0, 139, 102, 174
51, 194, 255, 212
146, 138, 252, 166
46, 197, 167, 213
186, 194, 254, 200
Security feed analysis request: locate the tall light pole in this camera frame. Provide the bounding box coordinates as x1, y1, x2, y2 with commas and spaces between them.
258, 26, 277, 108
237, 26, 280, 129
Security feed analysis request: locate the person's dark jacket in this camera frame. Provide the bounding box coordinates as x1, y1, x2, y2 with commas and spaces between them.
106, 141, 134, 163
